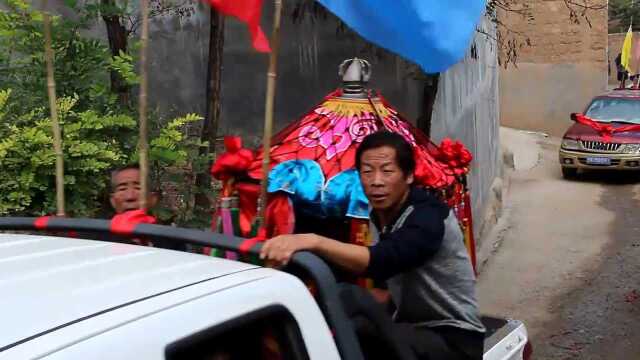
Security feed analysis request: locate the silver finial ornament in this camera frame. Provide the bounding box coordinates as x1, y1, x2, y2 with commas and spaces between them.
338, 58, 371, 98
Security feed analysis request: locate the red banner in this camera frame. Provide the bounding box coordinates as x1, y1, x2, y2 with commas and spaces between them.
206, 0, 271, 53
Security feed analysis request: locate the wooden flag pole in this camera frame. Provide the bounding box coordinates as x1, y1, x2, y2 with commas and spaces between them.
42, 0, 65, 217
258, 0, 283, 222
138, 0, 150, 210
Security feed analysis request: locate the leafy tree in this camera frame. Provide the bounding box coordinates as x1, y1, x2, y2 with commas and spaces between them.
0, 88, 206, 221
0, 0, 212, 227
62, 0, 197, 106
609, 0, 640, 33
0, 0, 115, 114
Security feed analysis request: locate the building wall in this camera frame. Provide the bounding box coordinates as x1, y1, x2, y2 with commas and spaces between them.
145, 1, 423, 145
431, 15, 500, 240
500, 0, 608, 136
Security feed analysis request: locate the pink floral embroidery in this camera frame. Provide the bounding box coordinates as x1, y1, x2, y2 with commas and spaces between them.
298, 114, 379, 160
298, 103, 386, 161
299, 125, 322, 147
349, 117, 378, 143
319, 116, 352, 160
383, 116, 417, 146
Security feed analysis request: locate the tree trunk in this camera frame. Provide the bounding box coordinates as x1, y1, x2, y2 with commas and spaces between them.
101, 0, 130, 105
417, 74, 440, 137
195, 9, 225, 209
137, 0, 150, 210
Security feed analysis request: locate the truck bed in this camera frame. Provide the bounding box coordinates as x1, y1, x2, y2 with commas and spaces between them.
482, 316, 529, 360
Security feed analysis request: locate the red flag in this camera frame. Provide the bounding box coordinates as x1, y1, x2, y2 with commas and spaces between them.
207, 0, 271, 53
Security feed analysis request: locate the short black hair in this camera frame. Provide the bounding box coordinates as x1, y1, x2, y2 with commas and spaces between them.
110, 164, 160, 193
355, 131, 415, 176
110, 165, 139, 191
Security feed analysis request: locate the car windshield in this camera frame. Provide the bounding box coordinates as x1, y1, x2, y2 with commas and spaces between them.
585, 98, 640, 124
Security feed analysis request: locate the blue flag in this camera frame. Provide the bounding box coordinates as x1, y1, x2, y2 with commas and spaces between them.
316, 0, 486, 73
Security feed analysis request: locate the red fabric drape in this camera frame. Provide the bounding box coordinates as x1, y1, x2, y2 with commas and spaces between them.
233, 182, 295, 238
211, 136, 255, 182
206, 0, 271, 52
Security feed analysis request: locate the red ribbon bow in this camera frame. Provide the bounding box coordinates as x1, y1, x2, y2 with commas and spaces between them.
436, 138, 473, 176
414, 148, 452, 189
574, 114, 640, 142
210, 136, 255, 182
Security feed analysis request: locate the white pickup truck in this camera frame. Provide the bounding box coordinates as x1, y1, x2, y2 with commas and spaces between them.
0, 217, 531, 360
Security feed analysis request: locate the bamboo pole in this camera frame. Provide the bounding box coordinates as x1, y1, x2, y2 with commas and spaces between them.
257, 0, 283, 222
42, 0, 65, 217
138, 0, 150, 210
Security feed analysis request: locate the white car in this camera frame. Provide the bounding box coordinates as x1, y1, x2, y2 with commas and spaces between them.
0, 217, 531, 360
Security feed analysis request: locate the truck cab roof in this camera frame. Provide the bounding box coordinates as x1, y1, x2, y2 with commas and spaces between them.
0, 218, 530, 360
0, 234, 338, 359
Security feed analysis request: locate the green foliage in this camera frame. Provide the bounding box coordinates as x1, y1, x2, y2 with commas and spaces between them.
610, 0, 640, 33
147, 113, 215, 228
0, 92, 135, 216
0, 0, 213, 226
1, 0, 114, 115
64, 0, 197, 37
150, 113, 204, 167
0, 89, 210, 223
109, 51, 140, 85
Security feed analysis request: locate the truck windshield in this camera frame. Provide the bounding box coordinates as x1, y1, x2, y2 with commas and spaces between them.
585, 98, 640, 124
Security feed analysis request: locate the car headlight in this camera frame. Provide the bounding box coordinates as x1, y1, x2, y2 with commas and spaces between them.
561, 138, 580, 150
622, 144, 640, 154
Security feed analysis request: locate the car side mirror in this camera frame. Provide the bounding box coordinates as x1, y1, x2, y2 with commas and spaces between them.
570, 113, 579, 122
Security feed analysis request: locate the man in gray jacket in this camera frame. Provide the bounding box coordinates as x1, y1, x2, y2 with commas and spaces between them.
261, 131, 484, 359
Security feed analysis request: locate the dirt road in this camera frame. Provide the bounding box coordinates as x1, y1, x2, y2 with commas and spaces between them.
478, 131, 640, 359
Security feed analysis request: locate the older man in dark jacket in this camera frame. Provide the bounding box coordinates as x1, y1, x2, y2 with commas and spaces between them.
261, 132, 484, 359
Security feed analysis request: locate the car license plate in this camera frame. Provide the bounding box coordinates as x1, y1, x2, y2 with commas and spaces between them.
586, 157, 611, 165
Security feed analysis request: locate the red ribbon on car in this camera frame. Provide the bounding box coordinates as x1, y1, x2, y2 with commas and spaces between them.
575, 114, 640, 142
34, 216, 51, 230
239, 227, 267, 254
110, 209, 157, 235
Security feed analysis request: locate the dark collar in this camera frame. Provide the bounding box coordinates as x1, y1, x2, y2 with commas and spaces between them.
370, 187, 415, 232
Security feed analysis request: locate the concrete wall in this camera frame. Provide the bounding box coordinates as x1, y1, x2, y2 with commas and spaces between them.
501, 63, 606, 136
431, 16, 501, 240
145, 1, 423, 145
499, 0, 608, 136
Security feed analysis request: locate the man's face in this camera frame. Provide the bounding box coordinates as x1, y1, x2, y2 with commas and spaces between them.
359, 146, 413, 212
110, 168, 143, 213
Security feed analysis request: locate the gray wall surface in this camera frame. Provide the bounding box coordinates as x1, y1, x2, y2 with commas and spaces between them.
500, 62, 607, 137
431, 16, 501, 240
145, 1, 423, 145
